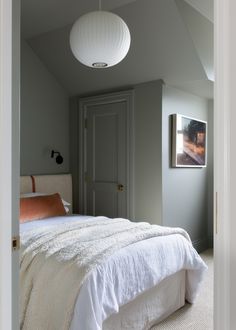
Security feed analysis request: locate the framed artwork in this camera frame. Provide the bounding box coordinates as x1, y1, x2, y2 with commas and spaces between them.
172, 114, 207, 167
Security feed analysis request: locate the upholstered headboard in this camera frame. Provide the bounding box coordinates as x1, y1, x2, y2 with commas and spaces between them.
20, 174, 73, 212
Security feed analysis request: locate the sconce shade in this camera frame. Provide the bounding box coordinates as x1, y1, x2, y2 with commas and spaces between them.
51, 150, 63, 165
55, 154, 63, 164
69, 11, 131, 68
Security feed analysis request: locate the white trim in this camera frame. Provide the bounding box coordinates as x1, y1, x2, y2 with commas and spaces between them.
214, 0, 231, 328
0, 0, 20, 329
0, 1, 12, 327
79, 90, 135, 219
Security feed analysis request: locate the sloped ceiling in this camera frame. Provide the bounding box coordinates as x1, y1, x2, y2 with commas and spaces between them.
21, 0, 137, 38
22, 0, 214, 99
176, 0, 214, 81
183, 0, 213, 22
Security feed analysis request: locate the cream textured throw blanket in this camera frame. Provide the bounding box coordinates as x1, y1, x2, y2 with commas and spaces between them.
20, 217, 191, 330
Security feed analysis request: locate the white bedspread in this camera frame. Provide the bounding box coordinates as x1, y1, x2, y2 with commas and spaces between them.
20, 215, 207, 330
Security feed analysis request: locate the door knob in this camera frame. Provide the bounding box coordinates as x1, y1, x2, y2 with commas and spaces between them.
117, 184, 124, 192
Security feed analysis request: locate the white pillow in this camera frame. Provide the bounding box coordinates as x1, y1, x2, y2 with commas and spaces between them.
64, 206, 70, 213
20, 192, 71, 212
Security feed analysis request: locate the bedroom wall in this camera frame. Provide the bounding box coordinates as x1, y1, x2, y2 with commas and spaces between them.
69, 80, 214, 247
134, 80, 163, 225
21, 40, 70, 175
162, 85, 213, 251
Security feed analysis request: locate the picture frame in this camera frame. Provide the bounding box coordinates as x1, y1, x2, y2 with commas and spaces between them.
172, 114, 207, 167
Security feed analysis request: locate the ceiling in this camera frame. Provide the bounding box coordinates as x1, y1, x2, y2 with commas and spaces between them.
183, 0, 213, 22
21, 0, 137, 38
21, 0, 214, 99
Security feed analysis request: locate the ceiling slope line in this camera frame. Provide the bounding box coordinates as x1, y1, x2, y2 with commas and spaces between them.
183, 0, 214, 23
175, 0, 214, 82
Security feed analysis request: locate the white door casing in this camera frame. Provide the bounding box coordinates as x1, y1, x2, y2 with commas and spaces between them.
214, 0, 236, 329
79, 91, 134, 219
0, 0, 20, 329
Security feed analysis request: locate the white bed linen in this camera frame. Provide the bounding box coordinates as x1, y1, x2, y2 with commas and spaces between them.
103, 270, 186, 330
20, 216, 207, 330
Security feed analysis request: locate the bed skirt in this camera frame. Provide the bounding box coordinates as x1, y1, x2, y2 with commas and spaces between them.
103, 270, 186, 330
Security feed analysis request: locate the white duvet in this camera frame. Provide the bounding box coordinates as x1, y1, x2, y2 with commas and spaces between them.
20, 215, 207, 330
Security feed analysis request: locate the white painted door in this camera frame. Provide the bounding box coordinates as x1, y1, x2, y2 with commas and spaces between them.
0, 0, 20, 329
85, 99, 127, 218
214, 0, 236, 328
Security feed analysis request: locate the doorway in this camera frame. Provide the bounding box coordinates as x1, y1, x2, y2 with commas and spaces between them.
1, 0, 235, 329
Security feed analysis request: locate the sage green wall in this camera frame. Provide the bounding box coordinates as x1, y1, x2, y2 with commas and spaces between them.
134, 80, 163, 225
21, 40, 70, 175
162, 85, 213, 251
69, 81, 213, 250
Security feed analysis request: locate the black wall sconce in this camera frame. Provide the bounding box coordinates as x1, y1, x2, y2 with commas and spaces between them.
51, 150, 63, 164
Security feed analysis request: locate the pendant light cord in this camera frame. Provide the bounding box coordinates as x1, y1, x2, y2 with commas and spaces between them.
99, 0, 102, 11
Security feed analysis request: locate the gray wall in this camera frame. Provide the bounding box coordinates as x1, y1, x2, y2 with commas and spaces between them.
134, 81, 163, 224
162, 85, 213, 251
21, 40, 70, 175
69, 97, 80, 213
69, 81, 214, 251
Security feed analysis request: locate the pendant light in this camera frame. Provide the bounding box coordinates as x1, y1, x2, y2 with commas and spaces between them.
69, 0, 131, 68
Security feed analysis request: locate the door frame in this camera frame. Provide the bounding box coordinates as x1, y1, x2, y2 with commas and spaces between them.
78, 90, 135, 219
214, 0, 236, 328
0, 0, 20, 329
1, 0, 236, 328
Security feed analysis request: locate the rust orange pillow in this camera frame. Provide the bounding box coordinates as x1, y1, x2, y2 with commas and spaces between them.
20, 193, 66, 223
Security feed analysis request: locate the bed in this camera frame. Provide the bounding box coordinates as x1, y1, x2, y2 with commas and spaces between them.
20, 174, 207, 330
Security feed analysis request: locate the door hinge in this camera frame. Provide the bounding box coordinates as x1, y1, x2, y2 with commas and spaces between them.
84, 118, 88, 129
12, 236, 20, 251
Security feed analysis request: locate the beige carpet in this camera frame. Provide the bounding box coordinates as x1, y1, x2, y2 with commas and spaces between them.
152, 249, 213, 330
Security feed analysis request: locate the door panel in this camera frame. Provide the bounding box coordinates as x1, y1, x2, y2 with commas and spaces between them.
85, 101, 127, 218
92, 111, 118, 182
92, 188, 118, 218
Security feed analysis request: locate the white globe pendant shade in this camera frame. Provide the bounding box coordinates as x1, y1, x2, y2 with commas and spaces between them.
69, 11, 131, 68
